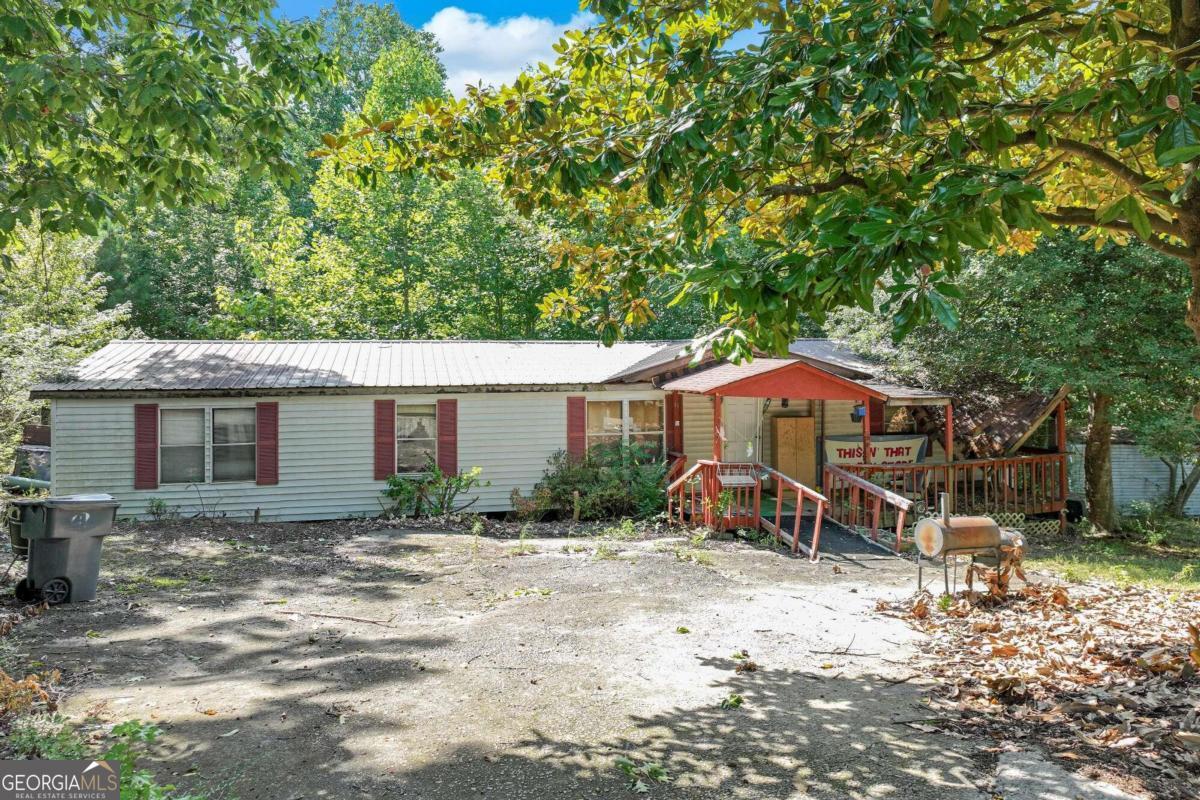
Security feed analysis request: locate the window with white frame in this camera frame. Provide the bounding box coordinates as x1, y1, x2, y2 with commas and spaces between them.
160, 409, 205, 484
159, 407, 257, 484
586, 399, 664, 459
212, 408, 257, 482
396, 403, 437, 473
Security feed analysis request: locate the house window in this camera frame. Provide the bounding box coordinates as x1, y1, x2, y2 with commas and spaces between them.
586, 400, 623, 450
586, 399, 665, 459
628, 400, 665, 459
212, 408, 257, 482
397, 403, 437, 473
160, 409, 205, 484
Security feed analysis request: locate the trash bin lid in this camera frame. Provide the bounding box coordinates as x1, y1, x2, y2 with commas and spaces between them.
42, 493, 119, 508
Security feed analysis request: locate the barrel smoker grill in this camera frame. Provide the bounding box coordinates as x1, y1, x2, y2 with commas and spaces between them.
913, 493, 1024, 594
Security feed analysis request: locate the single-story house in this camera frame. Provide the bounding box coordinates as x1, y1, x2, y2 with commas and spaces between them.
30, 339, 1071, 534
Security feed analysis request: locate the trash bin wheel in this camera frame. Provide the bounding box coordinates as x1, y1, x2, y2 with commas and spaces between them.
14, 578, 37, 603
40, 577, 71, 605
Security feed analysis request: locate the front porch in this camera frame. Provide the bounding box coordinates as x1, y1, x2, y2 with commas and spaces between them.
660, 358, 1069, 560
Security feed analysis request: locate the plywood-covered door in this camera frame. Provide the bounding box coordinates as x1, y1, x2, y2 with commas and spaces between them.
773, 416, 816, 488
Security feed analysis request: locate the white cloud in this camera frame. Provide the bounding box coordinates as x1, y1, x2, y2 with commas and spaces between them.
423, 7, 595, 95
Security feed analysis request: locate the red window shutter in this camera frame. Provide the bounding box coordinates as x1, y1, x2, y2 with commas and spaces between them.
133, 404, 159, 490
436, 398, 458, 475
256, 402, 279, 486
374, 399, 396, 480
566, 396, 587, 461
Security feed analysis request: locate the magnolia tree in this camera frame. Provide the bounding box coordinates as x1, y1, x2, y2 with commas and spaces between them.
325, 0, 1200, 367
1, 0, 333, 250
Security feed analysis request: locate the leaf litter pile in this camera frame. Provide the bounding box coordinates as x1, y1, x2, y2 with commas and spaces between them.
879, 579, 1200, 799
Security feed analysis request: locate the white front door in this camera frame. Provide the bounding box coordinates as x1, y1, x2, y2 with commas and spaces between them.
721, 398, 763, 462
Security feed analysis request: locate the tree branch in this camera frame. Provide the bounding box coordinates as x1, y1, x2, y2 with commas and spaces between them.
761, 173, 866, 198
1041, 207, 1193, 259
1011, 131, 1176, 208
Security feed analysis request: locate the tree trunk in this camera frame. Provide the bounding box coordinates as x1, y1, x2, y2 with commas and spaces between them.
1167, 460, 1200, 516
1172, 2, 1200, 346
1084, 392, 1117, 531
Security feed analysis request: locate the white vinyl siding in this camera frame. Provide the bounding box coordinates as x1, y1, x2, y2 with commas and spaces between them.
1068, 443, 1200, 516
50, 389, 662, 521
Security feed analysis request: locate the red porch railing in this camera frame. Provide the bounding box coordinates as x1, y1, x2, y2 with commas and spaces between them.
831, 453, 1068, 538
759, 465, 828, 561
666, 460, 829, 561
822, 464, 914, 553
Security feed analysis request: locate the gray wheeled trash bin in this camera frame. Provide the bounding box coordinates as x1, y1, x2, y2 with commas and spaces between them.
12, 494, 120, 604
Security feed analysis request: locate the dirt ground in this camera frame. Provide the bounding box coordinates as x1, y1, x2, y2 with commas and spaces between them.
2, 520, 1036, 798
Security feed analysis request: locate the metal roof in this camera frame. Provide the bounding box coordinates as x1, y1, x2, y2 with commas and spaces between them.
860, 381, 953, 406
31, 339, 693, 396
788, 339, 879, 376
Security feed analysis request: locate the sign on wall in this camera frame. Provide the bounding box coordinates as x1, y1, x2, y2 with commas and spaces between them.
823, 434, 928, 465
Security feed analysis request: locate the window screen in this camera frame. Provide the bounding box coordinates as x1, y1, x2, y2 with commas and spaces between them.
212, 408, 256, 482
397, 404, 437, 473
160, 409, 205, 484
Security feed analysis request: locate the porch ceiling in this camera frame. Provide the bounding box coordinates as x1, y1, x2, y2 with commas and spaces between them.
660, 358, 890, 401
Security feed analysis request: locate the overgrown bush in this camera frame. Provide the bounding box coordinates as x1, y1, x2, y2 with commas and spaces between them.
383, 456, 489, 517
517, 442, 667, 521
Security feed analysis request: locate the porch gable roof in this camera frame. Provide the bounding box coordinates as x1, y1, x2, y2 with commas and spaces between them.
659, 358, 890, 401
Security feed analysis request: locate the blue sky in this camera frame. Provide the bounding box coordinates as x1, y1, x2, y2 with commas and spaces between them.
277, 0, 580, 27
276, 0, 591, 93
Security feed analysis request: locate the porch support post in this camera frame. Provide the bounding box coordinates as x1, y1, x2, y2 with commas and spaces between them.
944, 403, 954, 463
861, 398, 872, 463
1055, 399, 1067, 453
712, 394, 723, 461
1055, 398, 1068, 506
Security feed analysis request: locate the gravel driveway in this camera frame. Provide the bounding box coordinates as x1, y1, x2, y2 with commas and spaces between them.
5, 521, 994, 799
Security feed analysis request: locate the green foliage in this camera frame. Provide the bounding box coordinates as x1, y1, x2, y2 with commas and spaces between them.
91, 1, 432, 338
0, 0, 334, 251
383, 456, 488, 517
102, 721, 205, 800
7, 715, 87, 760
95, 173, 278, 338
0, 226, 132, 468
1025, 516, 1200, 589
525, 443, 668, 521
144, 499, 178, 523
828, 232, 1200, 493
718, 694, 744, 710
341, 0, 1200, 351
8, 718, 203, 800
614, 755, 668, 793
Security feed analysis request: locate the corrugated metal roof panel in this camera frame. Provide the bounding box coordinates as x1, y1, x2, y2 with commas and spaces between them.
32, 339, 691, 395
860, 381, 952, 404
788, 339, 879, 376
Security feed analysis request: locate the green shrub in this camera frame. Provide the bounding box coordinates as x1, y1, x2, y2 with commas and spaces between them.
383, 456, 489, 517
523, 442, 667, 521
8, 718, 203, 800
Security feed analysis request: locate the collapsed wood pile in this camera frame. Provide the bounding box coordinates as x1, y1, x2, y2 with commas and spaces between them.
879, 581, 1200, 799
